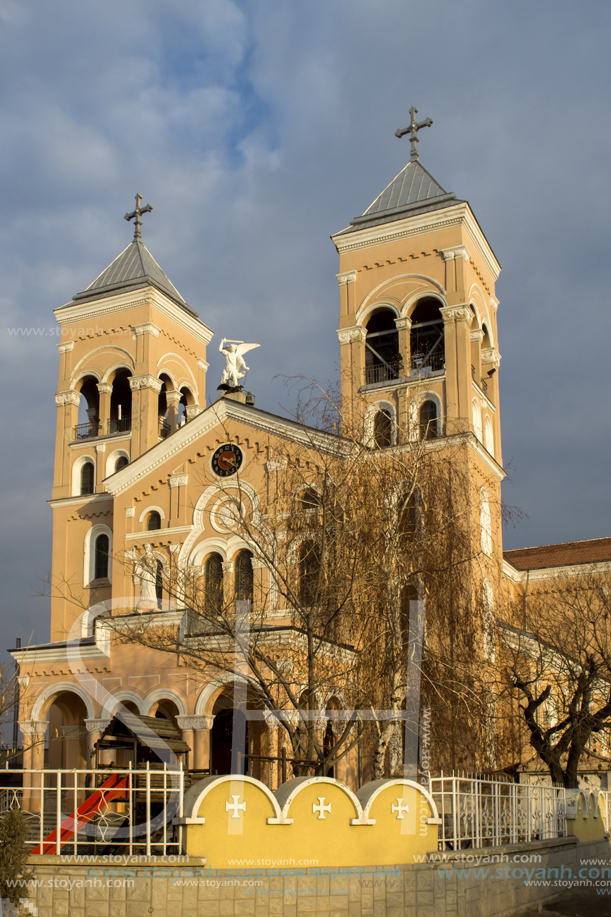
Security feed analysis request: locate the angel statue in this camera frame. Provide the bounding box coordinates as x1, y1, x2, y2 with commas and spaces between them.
218, 338, 260, 390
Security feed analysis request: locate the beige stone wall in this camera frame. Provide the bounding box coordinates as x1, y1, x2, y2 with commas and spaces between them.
24, 837, 610, 917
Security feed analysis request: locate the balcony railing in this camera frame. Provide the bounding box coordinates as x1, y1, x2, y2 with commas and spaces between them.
73, 422, 101, 440
107, 416, 131, 435
365, 352, 444, 386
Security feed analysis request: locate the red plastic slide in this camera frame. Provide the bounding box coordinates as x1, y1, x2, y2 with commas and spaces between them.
30, 773, 129, 855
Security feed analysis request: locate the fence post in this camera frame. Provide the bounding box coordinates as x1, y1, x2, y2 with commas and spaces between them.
145, 762, 151, 858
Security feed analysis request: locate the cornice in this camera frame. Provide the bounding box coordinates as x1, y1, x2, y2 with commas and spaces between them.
48, 493, 113, 509
125, 525, 194, 541
332, 202, 501, 284
11, 641, 110, 665
70, 433, 130, 451
54, 287, 213, 347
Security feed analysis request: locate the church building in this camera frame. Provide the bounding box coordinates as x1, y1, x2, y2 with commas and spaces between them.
11, 109, 609, 790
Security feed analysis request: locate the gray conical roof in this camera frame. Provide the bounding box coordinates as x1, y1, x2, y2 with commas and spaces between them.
336, 159, 462, 236
69, 240, 197, 317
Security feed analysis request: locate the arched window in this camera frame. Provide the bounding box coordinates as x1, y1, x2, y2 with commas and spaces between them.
484, 415, 494, 456
399, 491, 418, 546
300, 487, 321, 509
480, 487, 492, 556
419, 400, 438, 440
365, 309, 400, 385
155, 560, 164, 607
472, 398, 483, 441
80, 461, 94, 496
235, 551, 254, 603
483, 579, 495, 661
115, 455, 129, 472
373, 409, 392, 448
147, 511, 161, 531
299, 540, 321, 605
409, 298, 445, 374
205, 553, 224, 615
94, 534, 109, 580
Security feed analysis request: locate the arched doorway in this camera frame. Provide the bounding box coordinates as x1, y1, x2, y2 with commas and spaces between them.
210, 691, 248, 776
46, 691, 88, 770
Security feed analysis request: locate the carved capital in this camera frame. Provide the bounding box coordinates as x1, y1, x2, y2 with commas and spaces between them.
266, 458, 287, 473
394, 317, 412, 331
336, 326, 366, 345
185, 405, 202, 420
222, 561, 234, 574
470, 329, 484, 343
481, 347, 501, 368
133, 322, 160, 338
439, 305, 472, 325
441, 245, 471, 262
336, 271, 357, 286
169, 544, 180, 555
166, 391, 182, 404
84, 718, 112, 735
250, 557, 267, 570
197, 358, 209, 373
176, 715, 215, 731
20, 720, 48, 738
17, 675, 30, 690
130, 374, 163, 394
125, 507, 135, 517
169, 474, 188, 488
489, 295, 500, 311
55, 390, 80, 407
57, 341, 74, 353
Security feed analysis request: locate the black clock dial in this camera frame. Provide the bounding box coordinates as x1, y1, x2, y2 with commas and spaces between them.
211, 443, 243, 477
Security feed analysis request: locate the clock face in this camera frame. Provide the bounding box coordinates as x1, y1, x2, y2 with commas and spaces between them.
211, 443, 243, 477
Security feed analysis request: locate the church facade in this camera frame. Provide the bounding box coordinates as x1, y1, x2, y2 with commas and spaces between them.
11, 114, 609, 789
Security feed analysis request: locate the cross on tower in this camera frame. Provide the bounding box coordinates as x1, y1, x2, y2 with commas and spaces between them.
312, 797, 331, 819
395, 106, 433, 161
391, 798, 410, 819
225, 795, 247, 819
124, 193, 153, 241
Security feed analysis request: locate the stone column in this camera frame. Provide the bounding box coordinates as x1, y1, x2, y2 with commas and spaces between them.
85, 718, 112, 769
166, 390, 182, 434
20, 720, 48, 812
129, 374, 163, 457
395, 316, 412, 442
264, 712, 280, 790
96, 382, 112, 435
95, 442, 106, 491
169, 474, 188, 526
54, 390, 80, 492
337, 326, 366, 432
439, 304, 472, 432
176, 715, 215, 773
57, 340, 74, 384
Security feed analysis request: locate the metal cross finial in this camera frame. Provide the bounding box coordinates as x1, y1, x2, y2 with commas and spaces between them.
395, 106, 433, 160
124, 193, 153, 241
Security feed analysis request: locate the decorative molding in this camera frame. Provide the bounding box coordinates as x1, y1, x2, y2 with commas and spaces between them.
176, 714, 215, 731
133, 322, 160, 338
84, 718, 112, 734
55, 390, 80, 407
169, 474, 188, 488
129, 374, 163, 394
439, 304, 472, 324
197, 358, 209, 372
57, 341, 74, 353
266, 458, 287, 472
481, 347, 501, 368
125, 523, 193, 541
125, 507, 135, 517
19, 720, 48, 737
489, 295, 500, 311
441, 245, 471, 262
336, 270, 357, 285
470, 329, 484, 343
97, 383, 113, 395
394, 317, 412, 331
95, 443, 106, 453
336, 326, 366, 345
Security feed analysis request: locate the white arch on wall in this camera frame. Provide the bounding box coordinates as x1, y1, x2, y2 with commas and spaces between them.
356, 274, 445, 324
189, 538, 229, 568
408, 391, 443, 441
484, 415, 494, 457
72, 370, 101, 390
403, 288, 447, 320
195, 672, 241, 716
139, 505, 166, 524
472, 398, 483, 442
70, 346, 135, 388
356, 300, 401, 329
31, 682, 95, 722
142, 689, 188, 717
480, 487, 492, 557
101, 691, 144, 717
364, 400, 397, 447
157, 352, 198, 392
72, 454, 96, 497
105, 449, 130, 478
84, 524, 113, 586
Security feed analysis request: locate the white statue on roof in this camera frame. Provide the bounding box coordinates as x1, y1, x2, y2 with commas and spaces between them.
218, 338, 260, 390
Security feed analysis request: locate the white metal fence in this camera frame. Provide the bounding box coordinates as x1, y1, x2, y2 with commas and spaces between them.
0, 764, 184, 857
430, 775, 568, 849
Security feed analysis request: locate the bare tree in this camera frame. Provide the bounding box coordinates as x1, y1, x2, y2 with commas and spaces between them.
497, 569, 611, 788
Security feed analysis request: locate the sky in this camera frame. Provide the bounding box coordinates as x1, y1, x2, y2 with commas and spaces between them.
0, 0, 610, 658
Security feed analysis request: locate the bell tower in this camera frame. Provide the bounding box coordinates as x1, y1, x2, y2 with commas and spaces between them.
331, 108, 502, 462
